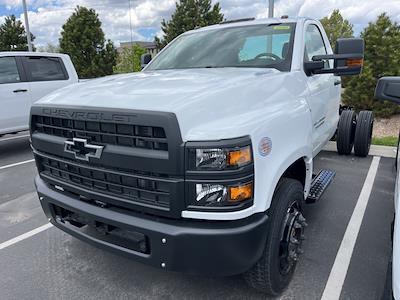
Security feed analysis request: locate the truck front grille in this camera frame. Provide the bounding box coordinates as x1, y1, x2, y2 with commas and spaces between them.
32, 115, 168, 151
36, 153, 180, 214
30, 106, 184, 218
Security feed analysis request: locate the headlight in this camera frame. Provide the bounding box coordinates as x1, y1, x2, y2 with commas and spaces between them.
193, 145, 252, 170
194, 181, 253, 207
185, 137, 254, 211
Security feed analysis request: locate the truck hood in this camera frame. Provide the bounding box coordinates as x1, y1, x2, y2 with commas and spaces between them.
36, 68, 299, 141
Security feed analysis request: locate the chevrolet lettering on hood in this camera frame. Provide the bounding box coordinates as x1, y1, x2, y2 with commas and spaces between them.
42, 108, 138, 123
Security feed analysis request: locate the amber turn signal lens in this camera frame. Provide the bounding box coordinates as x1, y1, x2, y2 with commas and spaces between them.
229, 182, 253, 202
228, 146, 252, 167
346, 58, 363, 67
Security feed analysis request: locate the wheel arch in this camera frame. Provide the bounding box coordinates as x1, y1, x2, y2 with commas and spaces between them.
264, 151, 313, 212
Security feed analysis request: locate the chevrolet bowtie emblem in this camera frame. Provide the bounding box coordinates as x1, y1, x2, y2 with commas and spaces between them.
64, 138, 104, 161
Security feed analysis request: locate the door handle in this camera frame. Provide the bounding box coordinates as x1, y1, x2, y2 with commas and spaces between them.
334, 79, 342, 86
13, 89, 28, 93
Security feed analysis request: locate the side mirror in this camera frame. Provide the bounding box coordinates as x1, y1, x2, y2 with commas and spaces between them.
304, 61, 325, 76
307, 38, 364, 76
333, 38, 365, 75
375, 77, 400, 104
141, 53, 152, 69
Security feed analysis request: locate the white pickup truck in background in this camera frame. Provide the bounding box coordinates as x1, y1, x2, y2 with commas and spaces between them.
0, 52, 78, 136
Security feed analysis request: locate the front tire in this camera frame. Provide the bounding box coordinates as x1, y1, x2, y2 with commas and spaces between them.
244, 178, 306, 296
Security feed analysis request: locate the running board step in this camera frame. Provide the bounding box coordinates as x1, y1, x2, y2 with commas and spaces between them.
306, 169, 336, 203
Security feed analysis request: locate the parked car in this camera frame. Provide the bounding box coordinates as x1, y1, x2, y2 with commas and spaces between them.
0, 52, 78, 136
375, 77, 400, 299
30, 17, 369, 295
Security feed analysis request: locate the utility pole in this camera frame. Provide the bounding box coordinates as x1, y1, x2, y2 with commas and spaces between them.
268, 0, 274, 18
22, 0, 33, 52
128, 0, 133, 46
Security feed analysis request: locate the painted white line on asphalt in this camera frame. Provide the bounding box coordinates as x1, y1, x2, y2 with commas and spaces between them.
0, 223, 53, 251
0, 159, 35, 171
321, 156, 381, 300
0, 134, 30, 142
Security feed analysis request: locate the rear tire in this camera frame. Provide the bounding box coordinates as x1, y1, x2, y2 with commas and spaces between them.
337, 110, 357, 155
244, 178, 306, 296
354, 111, 374, 157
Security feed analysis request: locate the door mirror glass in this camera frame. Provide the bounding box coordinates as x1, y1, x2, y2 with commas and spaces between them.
375, 77, 400, 104
141, 53, 152, 69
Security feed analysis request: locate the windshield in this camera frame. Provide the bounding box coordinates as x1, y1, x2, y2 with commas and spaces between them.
147, 23, 296, 72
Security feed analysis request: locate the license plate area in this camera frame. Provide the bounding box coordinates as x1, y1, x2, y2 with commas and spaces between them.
51, 204, 150, 254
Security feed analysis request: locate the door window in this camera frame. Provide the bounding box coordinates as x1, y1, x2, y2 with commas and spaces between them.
24, 56, 67, 81
304, 24, 329, 67
0, 57, 21, 84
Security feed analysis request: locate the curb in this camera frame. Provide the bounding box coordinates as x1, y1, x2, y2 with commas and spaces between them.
323, 141, 397, 158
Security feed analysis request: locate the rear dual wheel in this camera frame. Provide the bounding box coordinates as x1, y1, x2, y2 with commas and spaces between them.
354, 111, 374, 157
337, 110, 357, 155
336, 110, 374, 157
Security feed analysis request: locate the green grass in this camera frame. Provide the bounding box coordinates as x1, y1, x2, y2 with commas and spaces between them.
371, 136, 398, 147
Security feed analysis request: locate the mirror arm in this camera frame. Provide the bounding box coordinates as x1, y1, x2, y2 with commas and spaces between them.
312, 53, 363, 61
312, 66, 357, 75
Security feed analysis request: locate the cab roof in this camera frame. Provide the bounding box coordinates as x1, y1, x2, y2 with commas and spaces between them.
184, 17, 310, 35
0, 51, 68, 58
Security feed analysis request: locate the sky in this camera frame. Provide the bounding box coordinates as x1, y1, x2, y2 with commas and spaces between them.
0, 0, 399, 48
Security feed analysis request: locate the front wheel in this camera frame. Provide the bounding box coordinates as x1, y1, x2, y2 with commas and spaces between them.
243, 178, 306, 295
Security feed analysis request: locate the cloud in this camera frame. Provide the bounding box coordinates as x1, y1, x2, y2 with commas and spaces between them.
0, 0, 399, 48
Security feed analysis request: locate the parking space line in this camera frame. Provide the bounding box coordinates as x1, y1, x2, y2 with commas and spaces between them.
0, 134, 30, 142
0, 159, 35, 171
0, 223, 53, 251
321, 156, 381, 300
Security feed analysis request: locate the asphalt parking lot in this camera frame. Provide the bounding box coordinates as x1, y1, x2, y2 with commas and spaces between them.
0, 132, 395, 300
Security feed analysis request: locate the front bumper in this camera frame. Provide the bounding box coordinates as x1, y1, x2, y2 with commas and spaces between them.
36, 176, 269, 276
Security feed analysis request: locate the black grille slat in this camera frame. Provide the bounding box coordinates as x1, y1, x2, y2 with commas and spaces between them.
39, 155, 171, 208
32, 116, 168, 151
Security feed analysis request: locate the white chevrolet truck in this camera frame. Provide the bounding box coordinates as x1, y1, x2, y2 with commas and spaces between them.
31, 17, 368, 295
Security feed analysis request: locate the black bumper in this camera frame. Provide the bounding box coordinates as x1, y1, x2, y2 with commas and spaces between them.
36, 176, 269, 276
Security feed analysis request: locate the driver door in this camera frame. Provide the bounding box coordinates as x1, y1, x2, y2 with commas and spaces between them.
304, 23, 338, 155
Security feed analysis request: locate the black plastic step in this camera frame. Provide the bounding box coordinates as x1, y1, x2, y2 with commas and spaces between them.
306, 169, 336, 203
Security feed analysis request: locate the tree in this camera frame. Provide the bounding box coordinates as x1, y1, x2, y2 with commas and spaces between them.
343, 14, 400, 117
114, 44, 146, 74
59, 6, 117, 78
320, 9, 353, 49
37, 43, 60, 53
0, 15, 35, 51
155, 0, 224, 49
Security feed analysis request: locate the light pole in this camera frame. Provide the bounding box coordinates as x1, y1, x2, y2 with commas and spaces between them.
22, 0, 33, 52
268, 0, 274, 18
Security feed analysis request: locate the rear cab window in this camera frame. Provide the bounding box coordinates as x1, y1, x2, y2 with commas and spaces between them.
0, 57, 21, 84
22, 56, 68, 82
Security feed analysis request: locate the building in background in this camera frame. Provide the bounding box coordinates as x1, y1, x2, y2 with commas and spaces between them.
118, 41, 159, 58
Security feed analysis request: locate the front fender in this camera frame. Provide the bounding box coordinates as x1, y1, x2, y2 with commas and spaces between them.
182, 95, 313, 220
